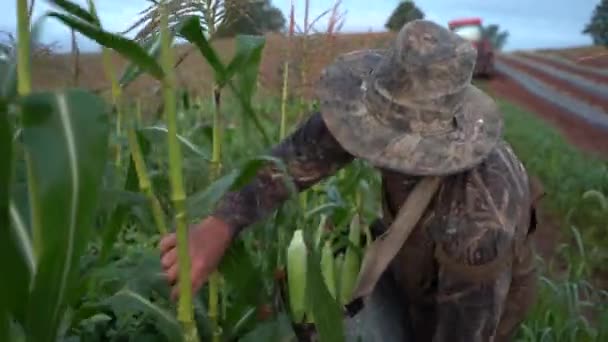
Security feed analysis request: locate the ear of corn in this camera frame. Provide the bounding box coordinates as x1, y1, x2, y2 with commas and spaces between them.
287, 229, 308, 323
339, 213, 362, 306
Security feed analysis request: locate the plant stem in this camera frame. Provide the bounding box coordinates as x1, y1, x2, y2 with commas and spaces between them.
209, 83, 223, 342
101, 48, 122, 169
16, 0, 31, 96
127, 127, 167, 235
160, 1, 198, 341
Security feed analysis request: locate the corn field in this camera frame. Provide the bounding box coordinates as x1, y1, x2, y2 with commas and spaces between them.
1, 1, 608, 342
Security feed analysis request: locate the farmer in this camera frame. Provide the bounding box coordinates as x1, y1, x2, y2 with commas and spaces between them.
160, 20, 543, 341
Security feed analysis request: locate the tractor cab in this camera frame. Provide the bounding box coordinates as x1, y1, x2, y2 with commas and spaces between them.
449, 18, 483, 43
448, 17, 495, 78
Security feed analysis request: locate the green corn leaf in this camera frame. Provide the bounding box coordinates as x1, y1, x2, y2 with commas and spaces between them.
118, 32, 164, 89
178, 18, 270, 144
47, 13, 165, 81
219, 238, 269, 337
0, 54, 17, 102
104, 288, 182, 341
228, 35, 265, 104
306, 243, 346, 342
46, 0, 99, 25
18, 89, 109, 341
140, 125, 210, 160
0, 100, 32, 325
239, 313, 295, 342
98, 155, 141, 263
178, 16, 227, 83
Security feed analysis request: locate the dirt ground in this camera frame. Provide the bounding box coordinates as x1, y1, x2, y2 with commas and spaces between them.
518, 53, 608, 84
538, 46, 608, 69
487, 72, 608, 158
496, 56, 608, 113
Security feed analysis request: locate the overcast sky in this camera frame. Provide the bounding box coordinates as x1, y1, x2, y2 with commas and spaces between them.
0, 0, 600, 52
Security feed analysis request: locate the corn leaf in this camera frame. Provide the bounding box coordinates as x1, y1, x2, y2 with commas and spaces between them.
47, 13, 165, 81
0, 100, 32, 325
104, 288, 182, 341
178, 17, 270, 144
19, 89, 109, 341
238, 313, 295, 342
0, 55, 17, 102
118, 32, 164, 89
46, 0, 100, 25
219, 238, 269, 337
178, 16, 227, 83
306, 246, 346, 342
140, 125, 210, 160
228, 35, 265, 104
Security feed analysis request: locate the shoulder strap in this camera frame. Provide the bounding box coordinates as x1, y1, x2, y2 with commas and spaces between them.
348, 176, 443, 303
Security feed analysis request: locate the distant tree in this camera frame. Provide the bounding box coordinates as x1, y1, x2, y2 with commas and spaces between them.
385, 1, 424, 31
583, 0, 608, 46
482, 24, 509, 50
216, 0, 286, 37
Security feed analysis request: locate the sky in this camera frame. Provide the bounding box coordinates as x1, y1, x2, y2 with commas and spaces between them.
0, 0, 601, 53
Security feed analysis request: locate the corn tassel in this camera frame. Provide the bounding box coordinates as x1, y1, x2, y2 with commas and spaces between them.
287, 229, 307, 323
339, 214, 362, 306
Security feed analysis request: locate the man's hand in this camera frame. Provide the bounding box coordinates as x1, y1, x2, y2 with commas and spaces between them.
159, 216, 233, 300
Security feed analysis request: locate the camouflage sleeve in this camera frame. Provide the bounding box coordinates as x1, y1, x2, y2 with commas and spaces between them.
211, 112, 354, 237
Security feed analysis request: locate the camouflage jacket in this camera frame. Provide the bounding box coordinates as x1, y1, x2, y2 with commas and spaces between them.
212, 112, 541, 342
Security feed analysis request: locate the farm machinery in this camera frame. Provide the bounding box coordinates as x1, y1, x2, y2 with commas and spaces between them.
448, 17, 495, 78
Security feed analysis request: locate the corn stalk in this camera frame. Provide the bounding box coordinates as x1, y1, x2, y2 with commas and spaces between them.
279, 0, 295, 140
160, 1, 199, 340
208, 82, 223, 342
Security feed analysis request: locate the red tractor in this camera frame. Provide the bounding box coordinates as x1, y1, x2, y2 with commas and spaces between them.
448, 17, 495, 79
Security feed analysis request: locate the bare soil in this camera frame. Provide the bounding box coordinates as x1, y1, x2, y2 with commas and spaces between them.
518, 53, 608, 84
539, 46, 608, 69
487, 72, 608, 158
496, 56, 608, 113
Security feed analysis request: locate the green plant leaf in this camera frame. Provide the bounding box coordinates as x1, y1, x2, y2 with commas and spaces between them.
19, 89, 110, 341
0, 100, 32, 325
306, 246, 346, 342
140, 125, 210, 160
219, 239, 268, 335
228, 35, 265, 102
47, 13, 165, 81
238, 313, 295, 342
178, 16, 227, 83
104, 288, 182, 341
0, 55, 17, 102
47, 0, 99, 25
98, 158, 141, 263
119, 33, 164, 89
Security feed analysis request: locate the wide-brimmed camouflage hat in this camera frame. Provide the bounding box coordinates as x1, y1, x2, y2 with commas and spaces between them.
316, 20, 503, 176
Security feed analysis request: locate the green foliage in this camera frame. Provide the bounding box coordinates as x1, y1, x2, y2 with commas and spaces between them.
5, 1, 608, 341
583, 0, 608, 46
482, 24, 509, 50
385, 1, 424, 32
217, 0, 286, 37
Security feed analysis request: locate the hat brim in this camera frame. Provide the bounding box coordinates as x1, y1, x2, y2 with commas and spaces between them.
316, 49, 503, 176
